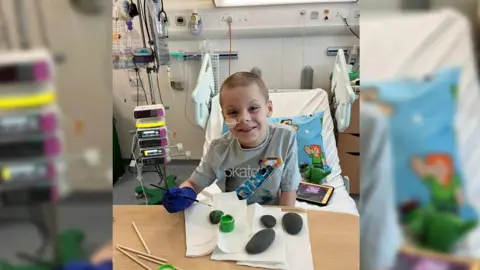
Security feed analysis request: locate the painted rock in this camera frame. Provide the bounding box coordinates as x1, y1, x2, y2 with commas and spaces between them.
245, 228, 276, 255
282, 212, 303, 235
209, 210, 224, 224
260, 215, 277, 228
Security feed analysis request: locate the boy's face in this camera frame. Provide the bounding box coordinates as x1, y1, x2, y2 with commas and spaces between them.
221, 83, 272, 148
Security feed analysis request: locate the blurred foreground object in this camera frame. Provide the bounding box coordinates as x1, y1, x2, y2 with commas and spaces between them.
392, 245, 480, 269
361, 6, 480, 262
0, 49, 67, 201
360, 103, 402, 270
89, 242, 113, 265
69, 0, 107, 15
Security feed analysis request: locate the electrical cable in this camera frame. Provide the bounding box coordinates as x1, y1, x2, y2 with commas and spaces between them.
135, 0, 147, 48
135, 69, 149, 105
142, 0, 152, 47
133, 61, 149, 104
131, 134, 148, 205
0, 0, 12, 49
343, 18, 359, 39
136, 73, 140, 106
154, 164, 164, 186
0, 206, 49, 258
128, 140, 159, 174
158, 0, 168, 23
33, 0, 51, 48
155, 72, 164, 104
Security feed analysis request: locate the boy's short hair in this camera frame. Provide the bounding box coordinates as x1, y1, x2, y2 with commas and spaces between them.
219, 72, 269, 106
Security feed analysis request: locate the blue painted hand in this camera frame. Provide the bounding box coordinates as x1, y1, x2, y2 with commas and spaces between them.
163, 187, 197, 213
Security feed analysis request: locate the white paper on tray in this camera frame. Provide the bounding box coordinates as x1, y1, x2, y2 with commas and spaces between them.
212, 204, 287, 265
282, 212, 314, 270
237, 211, 314, 270
214, 192, 249, 254
184, 201, 218, 257
185, 191, 249, 257
236, 206, 287, 269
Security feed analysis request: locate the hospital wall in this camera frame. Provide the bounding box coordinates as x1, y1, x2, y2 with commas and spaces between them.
113, 31, 359, 160
1, 0, 112, 191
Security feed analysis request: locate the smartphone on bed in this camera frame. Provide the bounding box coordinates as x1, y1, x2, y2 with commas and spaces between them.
296, 181, 334, 207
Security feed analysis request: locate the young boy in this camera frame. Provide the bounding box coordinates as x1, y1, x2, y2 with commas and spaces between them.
163, 72, 301, 213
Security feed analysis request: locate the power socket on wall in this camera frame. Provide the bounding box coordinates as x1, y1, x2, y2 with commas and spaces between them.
220, 14, 234, 23
220, 13, 249, 24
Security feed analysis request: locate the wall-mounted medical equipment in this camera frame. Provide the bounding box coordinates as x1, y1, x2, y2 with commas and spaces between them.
0, 50, 63, 203
134, 104, 165, 119
147, 0, 170, 66
165, 3, 359, 40
112, 0, 170, 69
189, 10, 203, 36
169, 52, 186, 90
326, 47, 352, 56
112, 9, 146, 69
131, 104, 191, 202
133, 104, 170, 167
133, 48, 155, 64
347, 45, 359, 72
212, 0, 357, 8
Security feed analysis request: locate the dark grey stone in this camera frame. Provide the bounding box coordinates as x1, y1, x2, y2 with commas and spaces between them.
245, 228, 276, 254
260, 215, 276, 228
282, 212, 303, 235
209, 210, 224, 224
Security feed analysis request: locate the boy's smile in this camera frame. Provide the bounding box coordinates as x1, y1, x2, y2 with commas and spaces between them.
221, 84, 272, 148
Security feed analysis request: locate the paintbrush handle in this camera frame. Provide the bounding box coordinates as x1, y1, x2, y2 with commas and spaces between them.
150, 184, 212, 207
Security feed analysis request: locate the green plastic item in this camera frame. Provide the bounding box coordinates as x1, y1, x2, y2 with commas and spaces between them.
58, 229, 86, 264
300, 164, 330, 185
158, 264, 176, 270
219, 215, 235, 233
329, 71, 359, 82
0, 261, 50, 270
135, 175, 177, 205
401, 202, 477, 253
170, 52, 185, 59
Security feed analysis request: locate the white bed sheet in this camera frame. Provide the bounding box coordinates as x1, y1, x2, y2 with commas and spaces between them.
362, 8, 480, 258
201, 88, 359, 216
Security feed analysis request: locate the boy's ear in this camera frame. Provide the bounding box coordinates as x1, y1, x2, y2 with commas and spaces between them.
267, 100, 273, 117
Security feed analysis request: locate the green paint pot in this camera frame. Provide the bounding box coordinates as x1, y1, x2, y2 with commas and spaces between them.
220, 214, 235, 233
158, 264, 176, 270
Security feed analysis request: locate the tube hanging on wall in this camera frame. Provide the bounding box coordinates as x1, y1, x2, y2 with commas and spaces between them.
301, 66, 314, 89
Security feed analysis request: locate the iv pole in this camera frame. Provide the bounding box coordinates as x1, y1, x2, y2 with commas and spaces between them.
10, 0, 60, 266
133, 0, 173, 188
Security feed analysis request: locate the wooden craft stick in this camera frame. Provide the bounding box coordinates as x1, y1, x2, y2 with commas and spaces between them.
116, 244, 168, 263
138, 254, 165, 265
132, 221, 151, 254
115, 245, 151, 270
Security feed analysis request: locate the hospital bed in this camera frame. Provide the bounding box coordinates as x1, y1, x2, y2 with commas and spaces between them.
362, 8, 480, 258
191, 51, 359, 216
